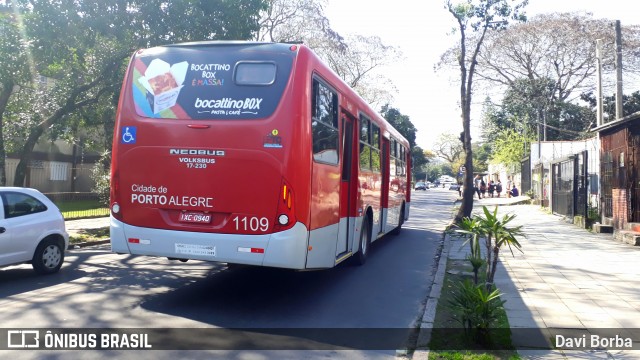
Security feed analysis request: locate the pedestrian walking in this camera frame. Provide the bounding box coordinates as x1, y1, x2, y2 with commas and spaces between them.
488, 180, 495, 198
495, 179, 502, 198
473, 174, 482, 199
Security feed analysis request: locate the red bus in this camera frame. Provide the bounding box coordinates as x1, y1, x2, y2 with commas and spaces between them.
110, 41, 411, 270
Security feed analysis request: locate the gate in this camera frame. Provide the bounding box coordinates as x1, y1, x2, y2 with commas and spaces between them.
521, 156, 531, 195
552, 151, 588, 218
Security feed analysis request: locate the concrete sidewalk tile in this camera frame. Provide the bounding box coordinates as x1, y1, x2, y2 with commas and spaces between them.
540, 314, 584, 328
560, 350, 610, 359
536, 305, 574, 318
560, 299, 607, 314
628, 301, 640, 311
517, 349, 567, 359
579, 317, 624, 329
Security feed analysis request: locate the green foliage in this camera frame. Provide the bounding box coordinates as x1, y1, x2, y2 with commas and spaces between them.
454, 206, 524, 290
587, 202, 599, 222
472, 142, 491, 173
430, 259, 517, 355
91, 151, 111, 207
4, 0, 268, 186
582, 90, 640, 124
424, 161, 455, 182
380, 104, 417, 148
525, 189, 535, 199
448, 279, 506, 342
450, 217, 485, 284
475, 206, 524, 288
490, 128, 531, 168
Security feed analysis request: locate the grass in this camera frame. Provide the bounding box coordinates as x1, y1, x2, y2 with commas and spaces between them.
57, 200, 109, 219
429, 351, 506, 360
428, 258, 520, 360
69, 227, 110, 244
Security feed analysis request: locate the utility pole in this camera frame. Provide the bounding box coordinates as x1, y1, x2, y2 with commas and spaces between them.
596, 39, 604, 126
615, 20, 623, 120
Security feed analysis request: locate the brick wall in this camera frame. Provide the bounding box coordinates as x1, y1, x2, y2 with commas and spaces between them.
612, 188, 628, 230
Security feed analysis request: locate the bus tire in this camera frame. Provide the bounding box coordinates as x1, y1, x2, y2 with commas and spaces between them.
391, 205, 404, 236
353, 216, 371, 266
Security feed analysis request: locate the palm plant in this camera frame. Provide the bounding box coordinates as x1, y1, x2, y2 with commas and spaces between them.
448, 279, 506, 339
475, 206, 524, 291
450, 217, 485, 285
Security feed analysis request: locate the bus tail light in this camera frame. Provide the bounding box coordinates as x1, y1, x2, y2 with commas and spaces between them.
274, 179, 295, 232
111, 169, 123, 221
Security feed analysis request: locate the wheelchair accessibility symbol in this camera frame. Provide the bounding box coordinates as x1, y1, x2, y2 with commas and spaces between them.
121, 126, 137, 144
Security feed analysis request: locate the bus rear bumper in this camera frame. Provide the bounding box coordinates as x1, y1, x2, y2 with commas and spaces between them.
110, 216, 309, 269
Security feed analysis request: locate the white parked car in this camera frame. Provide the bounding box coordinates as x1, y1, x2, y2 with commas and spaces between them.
0, 187, 69, 274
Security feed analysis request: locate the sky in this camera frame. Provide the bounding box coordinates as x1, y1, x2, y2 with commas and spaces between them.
324, 0, 640, 151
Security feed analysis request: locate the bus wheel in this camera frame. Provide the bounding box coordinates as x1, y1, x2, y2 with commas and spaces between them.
353, 216, 370, 266
391, 206, 404, 236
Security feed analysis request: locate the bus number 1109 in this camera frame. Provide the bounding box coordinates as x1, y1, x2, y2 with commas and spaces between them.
233, 216, 269, 232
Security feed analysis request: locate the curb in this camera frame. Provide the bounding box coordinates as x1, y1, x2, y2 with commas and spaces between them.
412, 231, 452, 359
68, 239, 110, 250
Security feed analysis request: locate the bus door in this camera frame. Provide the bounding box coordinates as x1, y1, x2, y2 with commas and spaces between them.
380, 138, 390, 234
337, 110, 357, 257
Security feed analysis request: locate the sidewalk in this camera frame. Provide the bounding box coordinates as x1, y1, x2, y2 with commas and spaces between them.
65, 216, 109, 237
441, 200, 640, 358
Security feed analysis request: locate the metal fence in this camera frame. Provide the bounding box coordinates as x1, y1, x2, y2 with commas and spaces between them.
43, 192, 109, 220
520, 156, 531, 195
551, 150, 588, 220
2, 160, 107, 220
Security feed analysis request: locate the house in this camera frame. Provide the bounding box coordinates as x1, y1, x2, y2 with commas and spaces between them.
592, 111, 640, 243
5, 137, 101, 193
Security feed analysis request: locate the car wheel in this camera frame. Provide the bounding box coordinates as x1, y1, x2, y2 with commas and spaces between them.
353, 216, 371, 266
32, 238, 64, 274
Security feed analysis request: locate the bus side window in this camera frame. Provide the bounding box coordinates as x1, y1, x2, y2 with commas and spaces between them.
311, 78, 339, 165
359, 116, 371, 170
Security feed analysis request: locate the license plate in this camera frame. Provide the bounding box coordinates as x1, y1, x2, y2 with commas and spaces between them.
179, 212, 212, 224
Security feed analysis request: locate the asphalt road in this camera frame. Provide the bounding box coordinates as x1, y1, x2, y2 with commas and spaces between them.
0, 188, 458, 360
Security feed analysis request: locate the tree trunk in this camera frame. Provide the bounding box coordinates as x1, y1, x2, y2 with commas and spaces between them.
487, 246, 501, 291
13, 126, 44, 187
0, 80, 13, 186
485, 235, 493, 285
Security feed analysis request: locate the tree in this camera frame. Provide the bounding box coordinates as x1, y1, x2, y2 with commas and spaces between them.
482, 78, 595, 147
471, 13, 640, 144
257, 0, 400, 107
433, 132, 464, 166
472, 142, 491, 173
321, 34, 401, 108
475, 12, 640, 103
0, 6, 31, 185
380, 105, 426, 175
381, 104, 417, 147
7, 0, 266, 186
582, 90, 640, 122
256, 0, 342, 48
444, 0, 528, 223
490, 128, 532, 169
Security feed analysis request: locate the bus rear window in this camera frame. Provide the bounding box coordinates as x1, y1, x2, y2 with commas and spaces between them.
235, 62, 276, 85
130, 44, 294, 120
